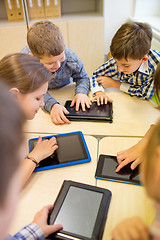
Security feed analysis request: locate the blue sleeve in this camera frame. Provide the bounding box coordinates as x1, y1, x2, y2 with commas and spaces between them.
71, 56, 90, 96
20, 45, 31, 54
43, 92, 59, 113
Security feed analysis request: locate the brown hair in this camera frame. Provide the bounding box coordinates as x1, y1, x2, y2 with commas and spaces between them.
0, 53, 52, 94
0, 82, 25, 205
154, 62, 160, 104
110, 21, 152, 60
27, 20, 65, 59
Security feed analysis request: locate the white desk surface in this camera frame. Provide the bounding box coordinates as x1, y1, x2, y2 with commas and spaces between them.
9, 133, 98, 235
25, 82, 160, 137
96, 137, 154, 240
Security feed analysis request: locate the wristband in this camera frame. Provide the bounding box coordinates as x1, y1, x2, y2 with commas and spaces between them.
26, 155, 39, 167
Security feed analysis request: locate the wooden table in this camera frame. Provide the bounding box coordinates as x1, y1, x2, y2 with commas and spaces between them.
9, 133, 98, 235
96, 137, 154, 240
25, 82, 160, 137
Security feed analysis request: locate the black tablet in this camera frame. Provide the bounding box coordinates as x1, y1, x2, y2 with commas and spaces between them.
28, 131, 91, 172
48, 180, 112, 240
64, 100, 113, 122
95, 154, 141, 185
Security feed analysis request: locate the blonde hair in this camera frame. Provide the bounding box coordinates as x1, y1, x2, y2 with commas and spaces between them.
110, 21, 152, 60
27, 21, 65, 58
0, 53, 52, 94
141, 121, 160, 188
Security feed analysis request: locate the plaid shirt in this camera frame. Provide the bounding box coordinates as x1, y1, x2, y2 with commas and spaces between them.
90, 49, 160, 99
7, 223, 44, 240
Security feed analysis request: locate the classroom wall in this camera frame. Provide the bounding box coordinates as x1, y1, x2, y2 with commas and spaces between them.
103, 0, 160, 55
134, 0, 160, 17
103, 0, 136, 55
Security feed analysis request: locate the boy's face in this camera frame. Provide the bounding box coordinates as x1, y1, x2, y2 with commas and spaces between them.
40, 51, 65, 72
115, 57, 147, 74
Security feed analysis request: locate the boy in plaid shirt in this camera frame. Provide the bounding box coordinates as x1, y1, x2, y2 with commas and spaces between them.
90, 21, 160, 105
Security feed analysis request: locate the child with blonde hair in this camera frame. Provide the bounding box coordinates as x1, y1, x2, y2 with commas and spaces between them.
116, 62, 160, 172
112, 120, 160, 240
21, 20, 91, 125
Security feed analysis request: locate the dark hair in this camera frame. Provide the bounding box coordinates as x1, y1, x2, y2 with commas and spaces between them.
27, 20, 65, 58
0, 53, 52, 94
154, 62, 160, 104
110, 21, 152, 60
0, 82, 25, 205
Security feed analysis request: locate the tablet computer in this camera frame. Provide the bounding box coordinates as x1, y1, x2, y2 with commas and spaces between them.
28, 131, 91, 172
64, 100, 113, 122
95, 154, 141, 185
48, 180, 112, 240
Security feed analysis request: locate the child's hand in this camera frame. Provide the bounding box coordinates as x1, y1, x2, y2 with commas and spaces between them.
97, 76, 121, 89
50, 103, 71, 125
92, 91, 113, 106
29, 136, 58, 163
116, 140, 144, 172
112, 217, 150, 240
33, 205, 63, 237
70, 93, 92, 111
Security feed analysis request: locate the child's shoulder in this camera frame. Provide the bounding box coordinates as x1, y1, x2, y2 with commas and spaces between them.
20, 45, 31, 54
148, 49, 160, 66
103, 58, 117, 68
65, 46, 79, 62
148, 49, 160, 59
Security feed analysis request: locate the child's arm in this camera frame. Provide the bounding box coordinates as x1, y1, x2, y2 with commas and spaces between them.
71, 57, 91, 111
112, 217, 151, 240
97, 76, 121, 89
90, 59, 119, 105
12, 205, 63, 239
43, 93, 71, 125
21, 137, 58, 187
32, 205, 63, 238
124, 77, 154, 100
116, 124, 155, 172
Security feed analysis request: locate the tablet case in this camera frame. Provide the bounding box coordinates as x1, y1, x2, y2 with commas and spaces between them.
28, 131, 91, 172
95, 154, 141, 185
64, 101, 113, 122
48, 180, 112, 240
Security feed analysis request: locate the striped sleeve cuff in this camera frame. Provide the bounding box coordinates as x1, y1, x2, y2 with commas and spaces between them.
13, 223, 44, 240
91, 85, 105, 95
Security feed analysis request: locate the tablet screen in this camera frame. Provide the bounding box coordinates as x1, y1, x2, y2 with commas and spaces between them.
51, 186, 103, 238
96, 155, 140, 184
29, 132, 89, 169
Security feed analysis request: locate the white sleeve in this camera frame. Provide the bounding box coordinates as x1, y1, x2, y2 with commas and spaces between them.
120, 82, 130, 93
